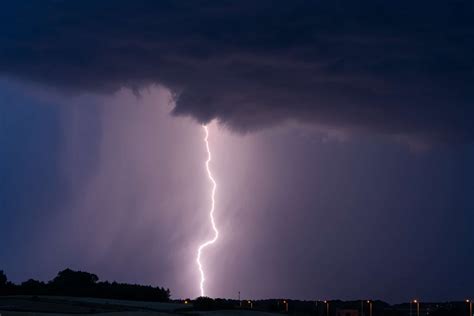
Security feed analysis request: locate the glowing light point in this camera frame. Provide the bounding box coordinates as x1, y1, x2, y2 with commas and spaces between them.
196, 125, 219, 297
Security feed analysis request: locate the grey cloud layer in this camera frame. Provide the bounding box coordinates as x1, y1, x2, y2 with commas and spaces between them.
1, 0, 474, 140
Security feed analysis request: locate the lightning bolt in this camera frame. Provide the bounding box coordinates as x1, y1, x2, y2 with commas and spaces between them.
196, 125, 219, 297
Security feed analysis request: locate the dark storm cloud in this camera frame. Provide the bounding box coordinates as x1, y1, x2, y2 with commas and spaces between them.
1, 0, 474, 140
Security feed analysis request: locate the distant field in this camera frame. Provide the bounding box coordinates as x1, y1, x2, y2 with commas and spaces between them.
194, 310, 281, 316
0, 296, 187, 315
37, 296, 191, 312
0, 311, 165, 316
0, 296, 281, 316
0, 310, 280, 316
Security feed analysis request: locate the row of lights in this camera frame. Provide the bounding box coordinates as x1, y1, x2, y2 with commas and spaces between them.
183, 298, 473, 315
320, 300, 373, 316
320, 299, 472, 316
410, 299, 472, 316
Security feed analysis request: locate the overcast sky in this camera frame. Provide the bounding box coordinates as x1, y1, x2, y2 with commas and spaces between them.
0, 1, 473, 302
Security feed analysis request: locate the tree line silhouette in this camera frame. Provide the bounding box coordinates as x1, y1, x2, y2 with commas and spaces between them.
0, 268, 170, 302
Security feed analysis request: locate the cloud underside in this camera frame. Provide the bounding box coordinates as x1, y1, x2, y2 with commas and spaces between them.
1, 1, 474, 141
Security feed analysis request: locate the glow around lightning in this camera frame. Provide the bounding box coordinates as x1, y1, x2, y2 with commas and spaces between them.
196, 125, 219, 297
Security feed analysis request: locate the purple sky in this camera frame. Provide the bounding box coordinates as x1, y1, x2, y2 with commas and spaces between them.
1, 1, 474, 304
1, 81, 473, 302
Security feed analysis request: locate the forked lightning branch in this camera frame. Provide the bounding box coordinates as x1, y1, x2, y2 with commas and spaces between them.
196, 125, 219, 297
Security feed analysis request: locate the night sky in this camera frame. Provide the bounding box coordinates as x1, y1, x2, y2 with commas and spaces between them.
1, 1, 474, 303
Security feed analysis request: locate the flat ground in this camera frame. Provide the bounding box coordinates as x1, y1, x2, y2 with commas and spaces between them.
194, 311, 282, 316
0, 297, 280, 316
0, 296, 180, 316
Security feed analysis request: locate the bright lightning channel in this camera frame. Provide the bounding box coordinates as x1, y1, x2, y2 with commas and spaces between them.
196, 125, 219, 297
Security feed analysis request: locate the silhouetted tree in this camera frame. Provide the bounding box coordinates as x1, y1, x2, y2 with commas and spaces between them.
20, 279, 46, 295
0, 270, 7, 295
51, 268, 98, 287
0, 268, 170, 301
48, 268, 98, 297
0, 270, 7, 287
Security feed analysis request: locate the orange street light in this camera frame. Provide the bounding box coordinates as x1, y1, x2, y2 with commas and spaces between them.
367, 300, 373, 316
467, 299, 472, 316
412, 299, 420, 316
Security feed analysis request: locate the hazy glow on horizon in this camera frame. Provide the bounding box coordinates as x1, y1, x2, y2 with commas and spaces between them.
196, 125, 219, 297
